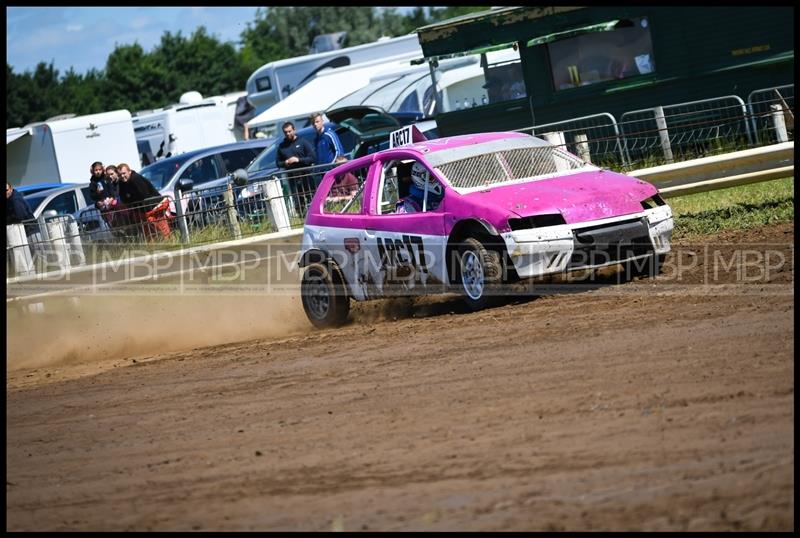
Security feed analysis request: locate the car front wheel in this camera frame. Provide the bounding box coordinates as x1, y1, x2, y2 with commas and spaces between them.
456, 237, 503, 311
301, 262, 350, 328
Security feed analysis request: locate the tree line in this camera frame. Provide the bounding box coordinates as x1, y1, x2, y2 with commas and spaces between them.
7, 7, 486, 128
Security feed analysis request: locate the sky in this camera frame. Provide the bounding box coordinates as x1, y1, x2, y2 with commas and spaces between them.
6, 6, 417, 76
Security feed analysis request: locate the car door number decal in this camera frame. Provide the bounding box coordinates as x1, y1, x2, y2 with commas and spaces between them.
376, 234, 428, 274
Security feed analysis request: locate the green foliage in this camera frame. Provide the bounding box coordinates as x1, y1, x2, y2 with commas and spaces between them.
239, 7, 417, 69
7, 7, 492, 128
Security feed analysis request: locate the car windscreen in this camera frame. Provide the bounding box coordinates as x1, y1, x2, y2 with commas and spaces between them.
339, 113, 399, 134
140, 157, 190, 189
247, 142, 280, 174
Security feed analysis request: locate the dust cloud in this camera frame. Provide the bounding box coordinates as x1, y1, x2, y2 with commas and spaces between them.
6, 292, 310, 372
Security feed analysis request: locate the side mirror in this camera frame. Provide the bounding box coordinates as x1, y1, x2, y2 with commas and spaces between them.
231, 168, 248, 187
42, 209, 58, 218
177, 178, 194, 192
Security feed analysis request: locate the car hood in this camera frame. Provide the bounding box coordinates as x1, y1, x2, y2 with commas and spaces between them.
459, 170, 658, 224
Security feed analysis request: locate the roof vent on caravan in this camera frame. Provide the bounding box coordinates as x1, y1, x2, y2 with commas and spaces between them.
45, 113, 77, 122
179, 91, 204, 105
309, 32, 347, 54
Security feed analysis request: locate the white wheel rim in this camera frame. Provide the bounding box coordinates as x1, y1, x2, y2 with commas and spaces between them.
461, 251, 484, 300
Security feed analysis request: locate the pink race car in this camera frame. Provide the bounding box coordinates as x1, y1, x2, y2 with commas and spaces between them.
299, 129, 673, 327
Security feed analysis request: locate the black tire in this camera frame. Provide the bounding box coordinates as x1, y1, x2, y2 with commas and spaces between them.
301, 262, 350, 328
624, 253, 666, 281
456, 237, 503, 311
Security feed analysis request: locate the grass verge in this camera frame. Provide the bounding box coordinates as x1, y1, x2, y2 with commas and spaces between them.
668, 177, 794, 240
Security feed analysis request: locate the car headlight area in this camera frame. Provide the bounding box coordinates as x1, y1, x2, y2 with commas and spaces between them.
502, 207, 674, 278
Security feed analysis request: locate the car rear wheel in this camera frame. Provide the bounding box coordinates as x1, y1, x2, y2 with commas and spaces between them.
301, 262, 350, 328
457, 237, 502, 311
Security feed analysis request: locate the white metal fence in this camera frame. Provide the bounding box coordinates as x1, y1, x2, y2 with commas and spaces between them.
509, 87, 794, 171
747, 84, 794, 145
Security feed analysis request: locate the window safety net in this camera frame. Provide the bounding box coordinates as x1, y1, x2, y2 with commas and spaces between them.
436, 147, 588, 189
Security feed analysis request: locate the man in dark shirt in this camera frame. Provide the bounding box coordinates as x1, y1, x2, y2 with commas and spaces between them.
116, 163, 165, 235
117, 163, 162, 211
6, 182, 34, 225
276, 121, 316, 216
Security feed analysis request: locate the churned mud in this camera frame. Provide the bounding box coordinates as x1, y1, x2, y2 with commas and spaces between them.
6, 222, 794, 531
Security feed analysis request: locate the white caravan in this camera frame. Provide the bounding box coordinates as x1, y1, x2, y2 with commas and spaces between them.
132, 91, 240, 165
329, 55, 480, 116
328, 48, 525, 116
206, 90, 248, 132
245, 33, 422, 115
245, 54, 422, 139
6, 110, 141, 186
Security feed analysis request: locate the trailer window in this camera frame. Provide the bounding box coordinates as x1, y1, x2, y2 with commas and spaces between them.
548, 17, 655, 91
429, 44, 527, 112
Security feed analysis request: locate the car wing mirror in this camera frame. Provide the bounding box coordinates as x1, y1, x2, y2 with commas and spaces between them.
177, 178, 195, 192
231, 168, 249, 187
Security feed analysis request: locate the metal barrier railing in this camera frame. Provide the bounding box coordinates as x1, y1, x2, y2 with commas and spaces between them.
619, 95, 753, 165
6, 163, 344, 277
7, 213, 87, 277
747, 84, 794, 145
514, 92, 793, 171
514, 113, 628, 166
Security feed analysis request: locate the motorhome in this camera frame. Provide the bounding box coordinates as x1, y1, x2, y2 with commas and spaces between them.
245, 53, 422, 139
6, 110, 141, 186
245, 33, 422, 115
132, 91, 241, 165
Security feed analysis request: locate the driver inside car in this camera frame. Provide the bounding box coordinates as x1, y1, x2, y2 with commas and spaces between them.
395, 162, 443, 214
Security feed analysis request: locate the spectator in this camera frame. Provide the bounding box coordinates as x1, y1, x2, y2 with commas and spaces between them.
117, 163, 162, 211
311, 112, 344, 168
88, 161, 118, 209
117, 163, 170, 238
276, 121, 316, 216
329, 156, 359, 200
6, 182, 34, 225
101, 165, 122, 226
104, 165, 121, 196
311, 112, 344, 192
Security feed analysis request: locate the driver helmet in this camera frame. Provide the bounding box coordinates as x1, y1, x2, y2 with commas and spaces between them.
410, 162, 443, 197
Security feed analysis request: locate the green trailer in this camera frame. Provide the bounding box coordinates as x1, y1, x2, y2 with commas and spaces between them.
416, 6, 794, 144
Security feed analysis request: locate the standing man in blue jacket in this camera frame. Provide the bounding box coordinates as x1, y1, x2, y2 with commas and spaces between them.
311, 112, 344, 188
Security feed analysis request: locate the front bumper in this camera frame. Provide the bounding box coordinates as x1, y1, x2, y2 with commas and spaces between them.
502, 206, 673, 278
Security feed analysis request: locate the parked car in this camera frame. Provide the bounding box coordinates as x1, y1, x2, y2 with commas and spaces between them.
134, 138, 272, 230
297, 130, 674, 327
138, 138, 272, 201
242, 107, 399, 183
236, 107, 437, 218
21, 182, 117, 244
15, 182, 77, 196
23, 183, 94, 219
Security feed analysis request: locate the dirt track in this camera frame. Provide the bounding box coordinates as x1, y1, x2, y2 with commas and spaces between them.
6, 222, 794, 531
